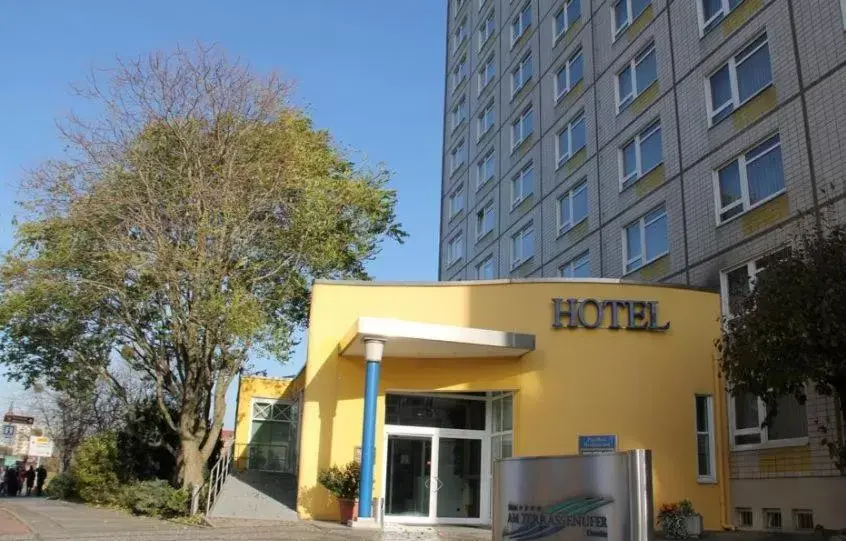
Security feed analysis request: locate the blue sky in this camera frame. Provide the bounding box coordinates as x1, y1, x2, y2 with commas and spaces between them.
0, 1, 446, 427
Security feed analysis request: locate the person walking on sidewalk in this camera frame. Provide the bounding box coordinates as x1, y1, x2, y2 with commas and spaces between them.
24, 466, 35, 496
35, 465, 46, 497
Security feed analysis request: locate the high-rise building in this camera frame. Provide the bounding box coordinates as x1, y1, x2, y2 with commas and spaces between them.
439, 0, 846, 531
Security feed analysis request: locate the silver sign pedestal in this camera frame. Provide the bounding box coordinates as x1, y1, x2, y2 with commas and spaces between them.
493, 450, 653, 541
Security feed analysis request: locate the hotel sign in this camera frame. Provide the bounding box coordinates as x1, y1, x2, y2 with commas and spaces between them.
552, 298, 670, 331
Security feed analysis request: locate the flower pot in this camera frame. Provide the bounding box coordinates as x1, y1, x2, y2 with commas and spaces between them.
338, 498, 358, 525
684, 514, 703, 538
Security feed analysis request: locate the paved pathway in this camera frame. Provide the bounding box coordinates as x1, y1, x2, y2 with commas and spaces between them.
0, 498, 491, 541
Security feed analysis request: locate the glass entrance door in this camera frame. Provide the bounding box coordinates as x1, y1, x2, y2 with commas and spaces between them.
384, 428, 488, 525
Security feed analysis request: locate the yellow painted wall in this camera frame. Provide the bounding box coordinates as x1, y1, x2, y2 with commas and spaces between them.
293, 280, 726, 527
233, 373, 305, 469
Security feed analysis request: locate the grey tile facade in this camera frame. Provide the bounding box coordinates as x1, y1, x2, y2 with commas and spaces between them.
440, 0, 846, 531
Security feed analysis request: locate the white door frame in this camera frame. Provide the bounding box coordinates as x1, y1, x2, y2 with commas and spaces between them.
381, 424, 490, 526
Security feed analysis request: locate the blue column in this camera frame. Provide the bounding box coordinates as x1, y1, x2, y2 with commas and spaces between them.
358, 358, 381, 519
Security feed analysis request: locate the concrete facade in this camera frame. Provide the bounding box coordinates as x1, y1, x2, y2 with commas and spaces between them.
439, 0, 846, 532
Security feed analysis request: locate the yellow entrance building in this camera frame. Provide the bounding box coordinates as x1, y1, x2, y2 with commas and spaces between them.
234, 279, 730, 529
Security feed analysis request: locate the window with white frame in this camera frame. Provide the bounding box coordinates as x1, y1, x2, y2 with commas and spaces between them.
715, 134, 784, 223
453, 17, 468, 54
448, 185, 465, 218
447, 232, 464, 265
554, 0, 582, 42
451, 96, 467, 130
556, 112, 586, 166
793, 510, 814, 531
511, 3, 531, 46
490, 391, 514, 465
511, 106, 534, 150
477, 100, 495, 140
511, 52, 533, 96
554, 47, 584, 101
695, 395, 716, 482
478, 54, 496, 94
510, 162, 534, 207
736, 508, 754, 529
557, 180, 588, 234
720, 247, 789, 316
764, 509, 783, 530
707, 34, 772, 125
560, 251, 590, 278
613, 0, 652, 36
250, 400, 296, 472
476, 201, 495, 239
698, 0, 745, 34
624, 205, 668, 273
511, 223, 534, 268
479, 9, 496, 50
450, 139, 466, 173
453, 55, 469, 92
729, 390, 807, 448
476, 255, 495, 279
477, 148, 496, 188
617, 42, 657, 111
620, 120, 662, 190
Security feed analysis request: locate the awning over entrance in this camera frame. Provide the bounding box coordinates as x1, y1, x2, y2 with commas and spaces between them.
339, 317, 535, 359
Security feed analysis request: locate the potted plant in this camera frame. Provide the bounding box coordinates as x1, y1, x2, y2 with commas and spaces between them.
657, 500, 703, 539
318, 461, 360, 525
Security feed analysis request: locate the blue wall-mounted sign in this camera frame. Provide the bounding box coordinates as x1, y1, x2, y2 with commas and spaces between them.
578, 434, 617, 455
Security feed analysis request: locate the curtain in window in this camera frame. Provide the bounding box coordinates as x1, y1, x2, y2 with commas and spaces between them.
768, 395, 807, 440
635, 50, 657, 92
644, 212, 667, 261
626, 225, 642, 267
556, 69, 568, 95
570, 53, 584, 86
558, 131, 569, 160
619, 67, 633, 102
522, 229, 534, 258
746, 145, 784, 205
571, 117, 586, 152
622, 142, 637, 178
523, 111, 533, 137
734, 391, 759, 430
710, 65, 733, 120
640, 127, 662, 172
572, 186, 588, 221
737, 43, 772, 102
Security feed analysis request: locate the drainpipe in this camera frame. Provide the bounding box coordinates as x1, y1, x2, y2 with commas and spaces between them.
712, 354, 735, 531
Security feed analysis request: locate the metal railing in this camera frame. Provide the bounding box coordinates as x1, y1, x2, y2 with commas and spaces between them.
231, 442, 297, 475
192, 441, 232, 516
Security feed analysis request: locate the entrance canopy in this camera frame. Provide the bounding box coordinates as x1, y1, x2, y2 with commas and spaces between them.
339, 317, 535, 359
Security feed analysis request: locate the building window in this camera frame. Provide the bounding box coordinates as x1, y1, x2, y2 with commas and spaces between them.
617, 42, 657, 112
448, 185, 465, 218
477, 148, 496, 188
560, 251, 590, 278
554, 47, 584, 102
554, 0, 582, 42
510, 162, 534, 207
624, 205, 668, 273
477, 100, 495, 140
698, 0, 745, 34
479, 10, 496, 50
511, 3, 531, 47
451, 95, 467, 131
707, 34, 772, 125
447, 233, 464, 266
450, 139, 466, 173
453, 55, 469, 92
511, 223, 534, 269
476, 201, 495, 240
511, 106, 534, 150
720, 248, 789, 316
490, 392, 514, 466
557, 180, 588, 235
793, 510, 814, 531
453, 17, 468, 54
715, 134, 784, 223
736, 508, 754, 529
729, 391, 807, 448
478, 54, 496, 96
250, 400, 296, 472
511, 52, 533, 97
613, 0, 652, 37
556, 112, 586, 166
476, 255, 495, 279
620, 120, 662, 190
695, 395, 716, 483
763, 509, 782, 530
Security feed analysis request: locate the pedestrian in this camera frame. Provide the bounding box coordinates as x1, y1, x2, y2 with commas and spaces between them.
16, 464, 26, 496
35, 465, 46, 497
24, 466, 35, 496
4, 465, 17, 497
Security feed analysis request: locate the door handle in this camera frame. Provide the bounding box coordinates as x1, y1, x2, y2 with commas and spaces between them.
424, 478, 430, 489
434, 477, 443, 492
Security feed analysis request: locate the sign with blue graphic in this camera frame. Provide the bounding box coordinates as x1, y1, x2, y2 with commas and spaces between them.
578, 435, 617, 455
1, 424, 14, 445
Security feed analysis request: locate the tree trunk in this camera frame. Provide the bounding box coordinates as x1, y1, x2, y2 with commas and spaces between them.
180, 437, 205, 490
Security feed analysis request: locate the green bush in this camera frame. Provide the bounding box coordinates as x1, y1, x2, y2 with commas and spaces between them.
120, 480, 190, 518
73, 432, 120, 504
44, 471, 77, 500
